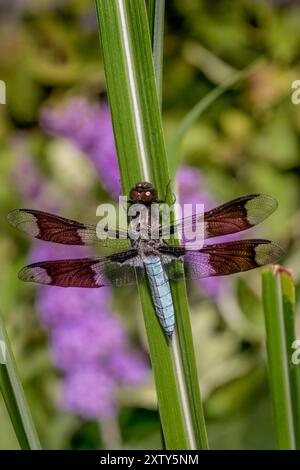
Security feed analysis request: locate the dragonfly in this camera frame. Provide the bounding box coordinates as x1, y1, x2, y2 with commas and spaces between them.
7, 181, 283, 338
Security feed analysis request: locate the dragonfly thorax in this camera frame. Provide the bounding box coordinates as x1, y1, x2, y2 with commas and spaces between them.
134, 238, 162, 259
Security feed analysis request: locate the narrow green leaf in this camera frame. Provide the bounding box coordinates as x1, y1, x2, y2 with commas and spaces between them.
167, 59, 266, 178
147, 0, 165, 107
262, 266, 297, 449
280, 270, 300, 449
95, 0, 208, 449
0, 311, 41, 449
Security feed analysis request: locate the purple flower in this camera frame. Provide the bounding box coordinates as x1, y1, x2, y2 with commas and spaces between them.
178, 167, 212, 206
61, 366, 116, 420
107, 350, 149, 386
31, 243, 114, 329
50, 312, 126, 370
37, 286, 112, 329
37, 283, 149, 419
29, 240, 91, 264
40, 99, 121, 197
11, 135, 60, 212
30, 237, 114, 330
37, 284, 149, 419
13, 153, 42, 202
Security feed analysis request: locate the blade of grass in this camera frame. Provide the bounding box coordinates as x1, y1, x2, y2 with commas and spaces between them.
147, 0, 165, 107
262, 266, 297, 449
95, 0, 208, 449
280, 269, 300, 449
148, 1, 208, 449
0, 311, 41, 449
167, 59, 266, 178
96, 0, 188, 448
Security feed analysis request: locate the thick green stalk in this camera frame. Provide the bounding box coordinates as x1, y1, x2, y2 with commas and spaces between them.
262, 266, 298, 449
0, 311, 41, 449
95, 0, 207, 449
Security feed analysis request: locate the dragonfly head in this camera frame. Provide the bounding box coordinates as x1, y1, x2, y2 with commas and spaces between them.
129, 182, 158, 204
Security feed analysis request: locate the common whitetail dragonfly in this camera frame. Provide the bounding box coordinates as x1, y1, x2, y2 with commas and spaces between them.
8, 181, 283, 338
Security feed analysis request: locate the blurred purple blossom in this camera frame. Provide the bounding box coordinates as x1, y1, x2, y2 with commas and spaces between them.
177, 166, 215, 212
33, 248, 149, 418
50, 312, 126, 370
107, 350, 149, 386
37, 283, 112, 329
36, 282, 148, 419
11, 135, 60, 212
40, 98, 121, 198
29, 241, 91, 264
61, 366, 116, 419
37, 281, 148, 419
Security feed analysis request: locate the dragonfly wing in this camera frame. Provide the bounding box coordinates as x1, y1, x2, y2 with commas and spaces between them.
18, 249, 142, 287
203, 194, 278, 238
7, 209, 130, 251
161, 194, 277, 240
160, 239, 284, 280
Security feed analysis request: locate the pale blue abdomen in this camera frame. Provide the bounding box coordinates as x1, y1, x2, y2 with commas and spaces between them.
143, 255, 175, 337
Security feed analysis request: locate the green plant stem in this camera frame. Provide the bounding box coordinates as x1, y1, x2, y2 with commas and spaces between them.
147, 0, 165, 107
280, 270, 300, 449
95, 0, 208, 449
0, 311, 41, 449
262, 266, 298, 450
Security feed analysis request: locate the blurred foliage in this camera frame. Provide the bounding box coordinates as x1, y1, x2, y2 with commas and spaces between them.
0, 0, 300, 449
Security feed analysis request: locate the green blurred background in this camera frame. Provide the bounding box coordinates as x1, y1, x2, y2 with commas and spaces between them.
0, 0, 300, 450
